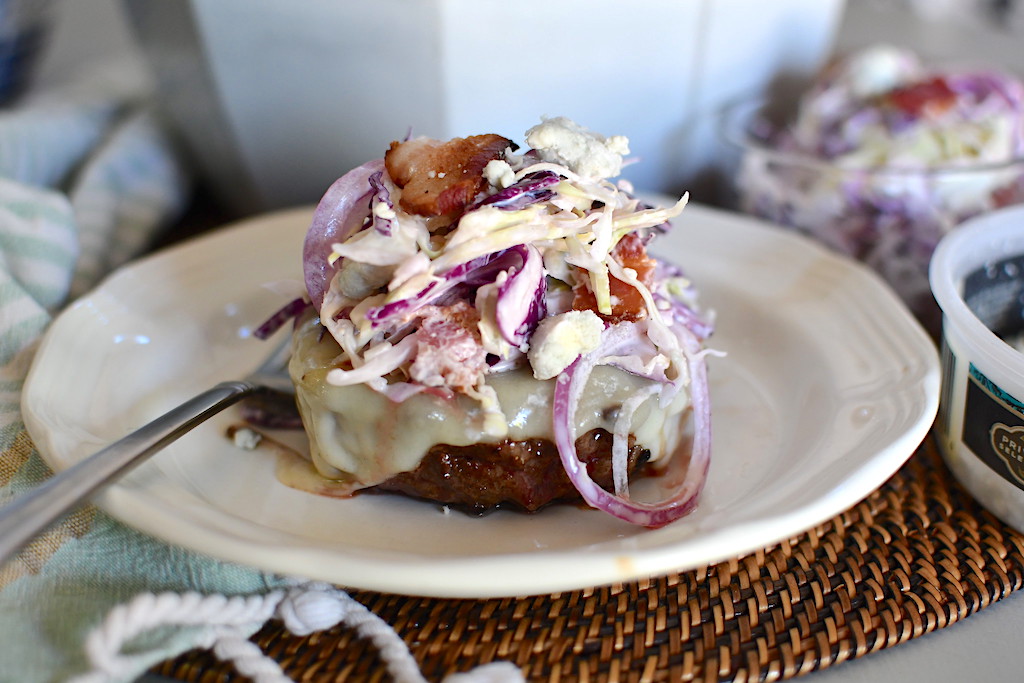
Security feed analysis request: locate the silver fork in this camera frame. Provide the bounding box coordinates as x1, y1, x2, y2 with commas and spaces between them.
0, 335, 293, 565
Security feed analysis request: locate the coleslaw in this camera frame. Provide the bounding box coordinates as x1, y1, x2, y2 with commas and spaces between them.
734, 45, 1024, 323
283, 117, 715, 527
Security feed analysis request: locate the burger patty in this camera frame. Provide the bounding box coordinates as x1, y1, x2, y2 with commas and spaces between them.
368, 429, 650, 513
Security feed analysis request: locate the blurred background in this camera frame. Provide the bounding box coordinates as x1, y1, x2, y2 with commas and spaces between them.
16, 0, 1024, 219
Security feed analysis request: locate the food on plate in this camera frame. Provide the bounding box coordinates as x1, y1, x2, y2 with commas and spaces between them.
735, 44, 1024, 320
272, 117, 713, 527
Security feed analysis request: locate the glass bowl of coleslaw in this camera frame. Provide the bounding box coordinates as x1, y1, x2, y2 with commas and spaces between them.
723, 46, 1024, 333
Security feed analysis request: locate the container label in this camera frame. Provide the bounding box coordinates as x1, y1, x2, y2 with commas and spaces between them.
962, 363, 1024, 489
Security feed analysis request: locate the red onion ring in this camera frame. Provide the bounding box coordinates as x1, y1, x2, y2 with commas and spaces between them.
494, 244, 546, 347
303, 159, 385, 310
552, 323, 712, 528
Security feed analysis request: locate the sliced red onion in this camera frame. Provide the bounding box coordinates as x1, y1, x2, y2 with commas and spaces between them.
611, 384, 661, 496
366, 247, 533, 330
595, 329, 667, 382
949, 71, 1024, 154
552, 323, 712, 528
651, 259, 714, 341
664, 297, 714, 341
252, 297, 311, 340
494, 244, 546, 347
367, 171, 395, 236
654, 258, 684, 280
603, 351, 669, 384
473, 170, 559, 210
303, 159, 385, 310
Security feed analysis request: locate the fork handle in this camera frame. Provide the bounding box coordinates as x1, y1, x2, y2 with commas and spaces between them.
0, 381, 257, 565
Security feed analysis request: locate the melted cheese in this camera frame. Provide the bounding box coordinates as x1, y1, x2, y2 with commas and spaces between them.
289, 316, 691, 490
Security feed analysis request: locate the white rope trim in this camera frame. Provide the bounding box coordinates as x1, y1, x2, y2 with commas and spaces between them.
71, 582, 524, 683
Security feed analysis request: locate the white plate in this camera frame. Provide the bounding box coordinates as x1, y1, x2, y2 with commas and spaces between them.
22, 204, 940, 598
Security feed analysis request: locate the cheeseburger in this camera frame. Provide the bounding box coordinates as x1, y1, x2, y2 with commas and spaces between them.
286, 117, 713, 527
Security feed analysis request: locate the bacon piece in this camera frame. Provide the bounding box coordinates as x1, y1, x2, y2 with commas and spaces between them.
993, 182, 1024, 208
885, 76, 957, 117
409, 301, 487, 391
385, 134, 511, 217
573, 232, 657, 323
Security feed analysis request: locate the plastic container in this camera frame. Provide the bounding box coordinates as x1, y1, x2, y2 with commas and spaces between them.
930, 204, 1024, 531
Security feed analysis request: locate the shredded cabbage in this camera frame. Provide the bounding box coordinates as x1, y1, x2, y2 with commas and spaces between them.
737, 45, 1024, 317
298, 117, 715, 525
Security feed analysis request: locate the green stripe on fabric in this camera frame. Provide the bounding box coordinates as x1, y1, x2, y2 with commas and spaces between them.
0, 310, 49, 341
8, 450, 54, 488
0, 279, 30, 304
0, 278, 64, 318
0, 232, 75, 268
2, 197, 69, 225
2, 280, 61, 310
0, 421, 25, 451
0, 261, 66, 298
0, 312, 49, 362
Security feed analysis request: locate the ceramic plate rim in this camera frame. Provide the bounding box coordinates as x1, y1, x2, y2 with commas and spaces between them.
22, 204, 940, 598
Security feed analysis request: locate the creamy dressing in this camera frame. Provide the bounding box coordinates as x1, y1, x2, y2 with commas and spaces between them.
289, 315, 691, 490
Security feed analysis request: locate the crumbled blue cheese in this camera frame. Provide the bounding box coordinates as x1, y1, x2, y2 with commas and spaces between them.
232, 427, 263, 450
525, 117, 630, 179
484, 159, 515, 188
372, 201, 397, 220
527, 310, 605, 380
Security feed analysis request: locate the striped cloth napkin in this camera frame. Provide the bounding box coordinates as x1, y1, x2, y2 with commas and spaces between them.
0, 73, 299, 682
0, 71, 522, 683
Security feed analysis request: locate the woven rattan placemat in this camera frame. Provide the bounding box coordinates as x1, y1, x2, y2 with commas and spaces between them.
153, 434, 1024, 682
